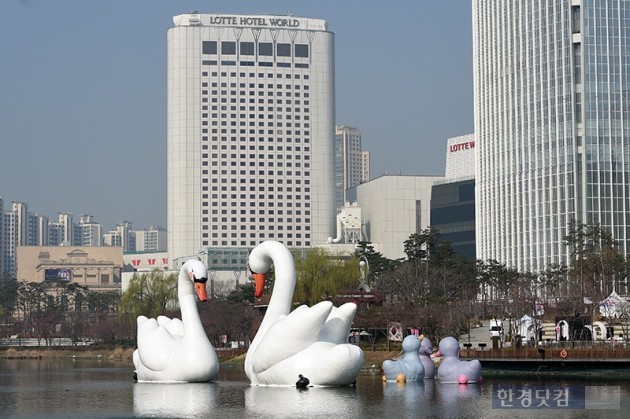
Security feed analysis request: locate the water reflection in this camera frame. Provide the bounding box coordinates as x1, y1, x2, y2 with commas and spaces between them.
382, 380, 431, 403
381, 381, 430, 418
438, 382, 482, 403
245, 385, 361, 418
380, 379, 487, 418
437, 382, 485, 418
1, 360, 629, 418
133, 382, 218, 418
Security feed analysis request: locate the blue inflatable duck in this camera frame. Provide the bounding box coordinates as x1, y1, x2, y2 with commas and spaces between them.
418, 337, 435, 379
435, 337, 481, 384
382, 335, 425, 382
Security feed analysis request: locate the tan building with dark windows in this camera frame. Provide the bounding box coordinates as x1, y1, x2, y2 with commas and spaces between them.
16, 246, 123, 292
167, 13, 336, 268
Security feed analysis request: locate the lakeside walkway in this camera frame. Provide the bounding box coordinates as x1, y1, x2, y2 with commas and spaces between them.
460, 345, 630, 360
459, 346, 630, 375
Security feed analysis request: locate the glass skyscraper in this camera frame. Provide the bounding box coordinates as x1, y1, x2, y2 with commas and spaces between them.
334, 126, 370, 212
474, 0, 630, 273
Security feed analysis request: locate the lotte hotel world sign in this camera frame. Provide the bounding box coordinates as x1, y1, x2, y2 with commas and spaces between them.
208, 15, 301, 28
176, 13, 327, 31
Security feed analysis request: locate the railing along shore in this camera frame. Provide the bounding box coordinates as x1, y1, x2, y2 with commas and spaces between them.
459, 341, 630, 360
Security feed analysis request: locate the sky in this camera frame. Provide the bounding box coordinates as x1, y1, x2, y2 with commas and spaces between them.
0, 1, 473, 231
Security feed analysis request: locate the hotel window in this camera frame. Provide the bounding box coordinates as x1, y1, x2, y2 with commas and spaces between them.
259, 42, 273, 56
222, 41, 236, 55
203, 41, 217, 54
276, 44, 291, 57
295, 44, 308, 58
241, 41, 255, 56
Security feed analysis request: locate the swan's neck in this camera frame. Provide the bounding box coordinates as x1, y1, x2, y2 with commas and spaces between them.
257, 243, 296, 335
246, 242, 296, 382
178, 275, 204, 336
261, 251, 295, 328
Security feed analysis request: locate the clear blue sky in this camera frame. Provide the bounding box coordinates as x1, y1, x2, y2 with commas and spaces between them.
0, 1, 473, 230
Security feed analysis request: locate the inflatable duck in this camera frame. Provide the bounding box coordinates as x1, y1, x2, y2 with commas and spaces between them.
418, 337, 435, 379
435, 336, 481, 384
382, 335, 425, 382
245, 241, 364, 386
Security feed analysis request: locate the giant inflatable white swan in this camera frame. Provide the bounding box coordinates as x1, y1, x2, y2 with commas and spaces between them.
132, 259, 219, 382
245, 240, 364, 386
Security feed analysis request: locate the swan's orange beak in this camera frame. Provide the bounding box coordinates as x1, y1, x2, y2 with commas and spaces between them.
195, 282, 208, 302
253, 273, 266, 298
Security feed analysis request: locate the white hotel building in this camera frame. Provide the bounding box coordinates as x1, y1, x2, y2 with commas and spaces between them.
474, 1, 630, 274
167, 13, 336, 268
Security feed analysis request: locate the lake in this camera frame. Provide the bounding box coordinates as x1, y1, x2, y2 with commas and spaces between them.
0, 359, 627, 418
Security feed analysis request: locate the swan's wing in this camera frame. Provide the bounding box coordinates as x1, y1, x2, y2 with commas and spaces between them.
252, 301, 333, 374
157, 316, 185, 337
274, 341, 364, 386
156, 315, 170, 326
318, 302, 357, 344
136, 316, 177, 372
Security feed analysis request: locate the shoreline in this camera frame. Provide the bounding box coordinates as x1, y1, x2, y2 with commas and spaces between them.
0, 346, 136, 362
3, 347, 629, 377
0, 346, 399, 370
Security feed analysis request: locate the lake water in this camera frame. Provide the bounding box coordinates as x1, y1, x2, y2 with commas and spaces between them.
0, 359, 628, 418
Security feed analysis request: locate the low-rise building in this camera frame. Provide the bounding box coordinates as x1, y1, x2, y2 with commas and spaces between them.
16, 246, 123, 292
347, 174, 442, 260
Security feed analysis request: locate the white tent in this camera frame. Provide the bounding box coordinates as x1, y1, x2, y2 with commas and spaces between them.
598, 290, 627, 318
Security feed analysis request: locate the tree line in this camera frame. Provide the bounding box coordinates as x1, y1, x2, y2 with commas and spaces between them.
0, 280, 120, 346
1, 219, 628, 346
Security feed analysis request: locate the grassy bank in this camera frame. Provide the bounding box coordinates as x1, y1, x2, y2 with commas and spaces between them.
0, 346, 398, 370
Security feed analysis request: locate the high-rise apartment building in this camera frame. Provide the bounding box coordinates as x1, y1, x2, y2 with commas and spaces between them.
36, 215, 49, 246
102, 231, 122, 248
335, 126, 370, 211
361, 151, 370, 185
474, 1, 630, 273
1, 201, 30, 278
54, 212, 74, 246
167, 13, 336, 266
48, 223, 63, 247
74, 215, 103, 247
103, 221, 135, 252
12, 202, 28, 247
0, 197, 4, 278
135, 225, 167, 253
0, 193, 158, 278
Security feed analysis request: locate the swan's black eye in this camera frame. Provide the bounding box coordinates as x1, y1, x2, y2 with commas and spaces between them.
194, 277, 208, 284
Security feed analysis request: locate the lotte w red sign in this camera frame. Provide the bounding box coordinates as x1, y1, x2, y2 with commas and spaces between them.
449, 141, 475, 152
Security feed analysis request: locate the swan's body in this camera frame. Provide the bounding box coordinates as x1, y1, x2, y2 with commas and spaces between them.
245, 240, 364, 386
382, 335, 425, 382
132, 259, 219, 383
419, 337, 435, 379
435, 337, 481, 384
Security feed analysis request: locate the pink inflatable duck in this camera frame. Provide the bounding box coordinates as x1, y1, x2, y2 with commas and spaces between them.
435, 337, 481, 384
